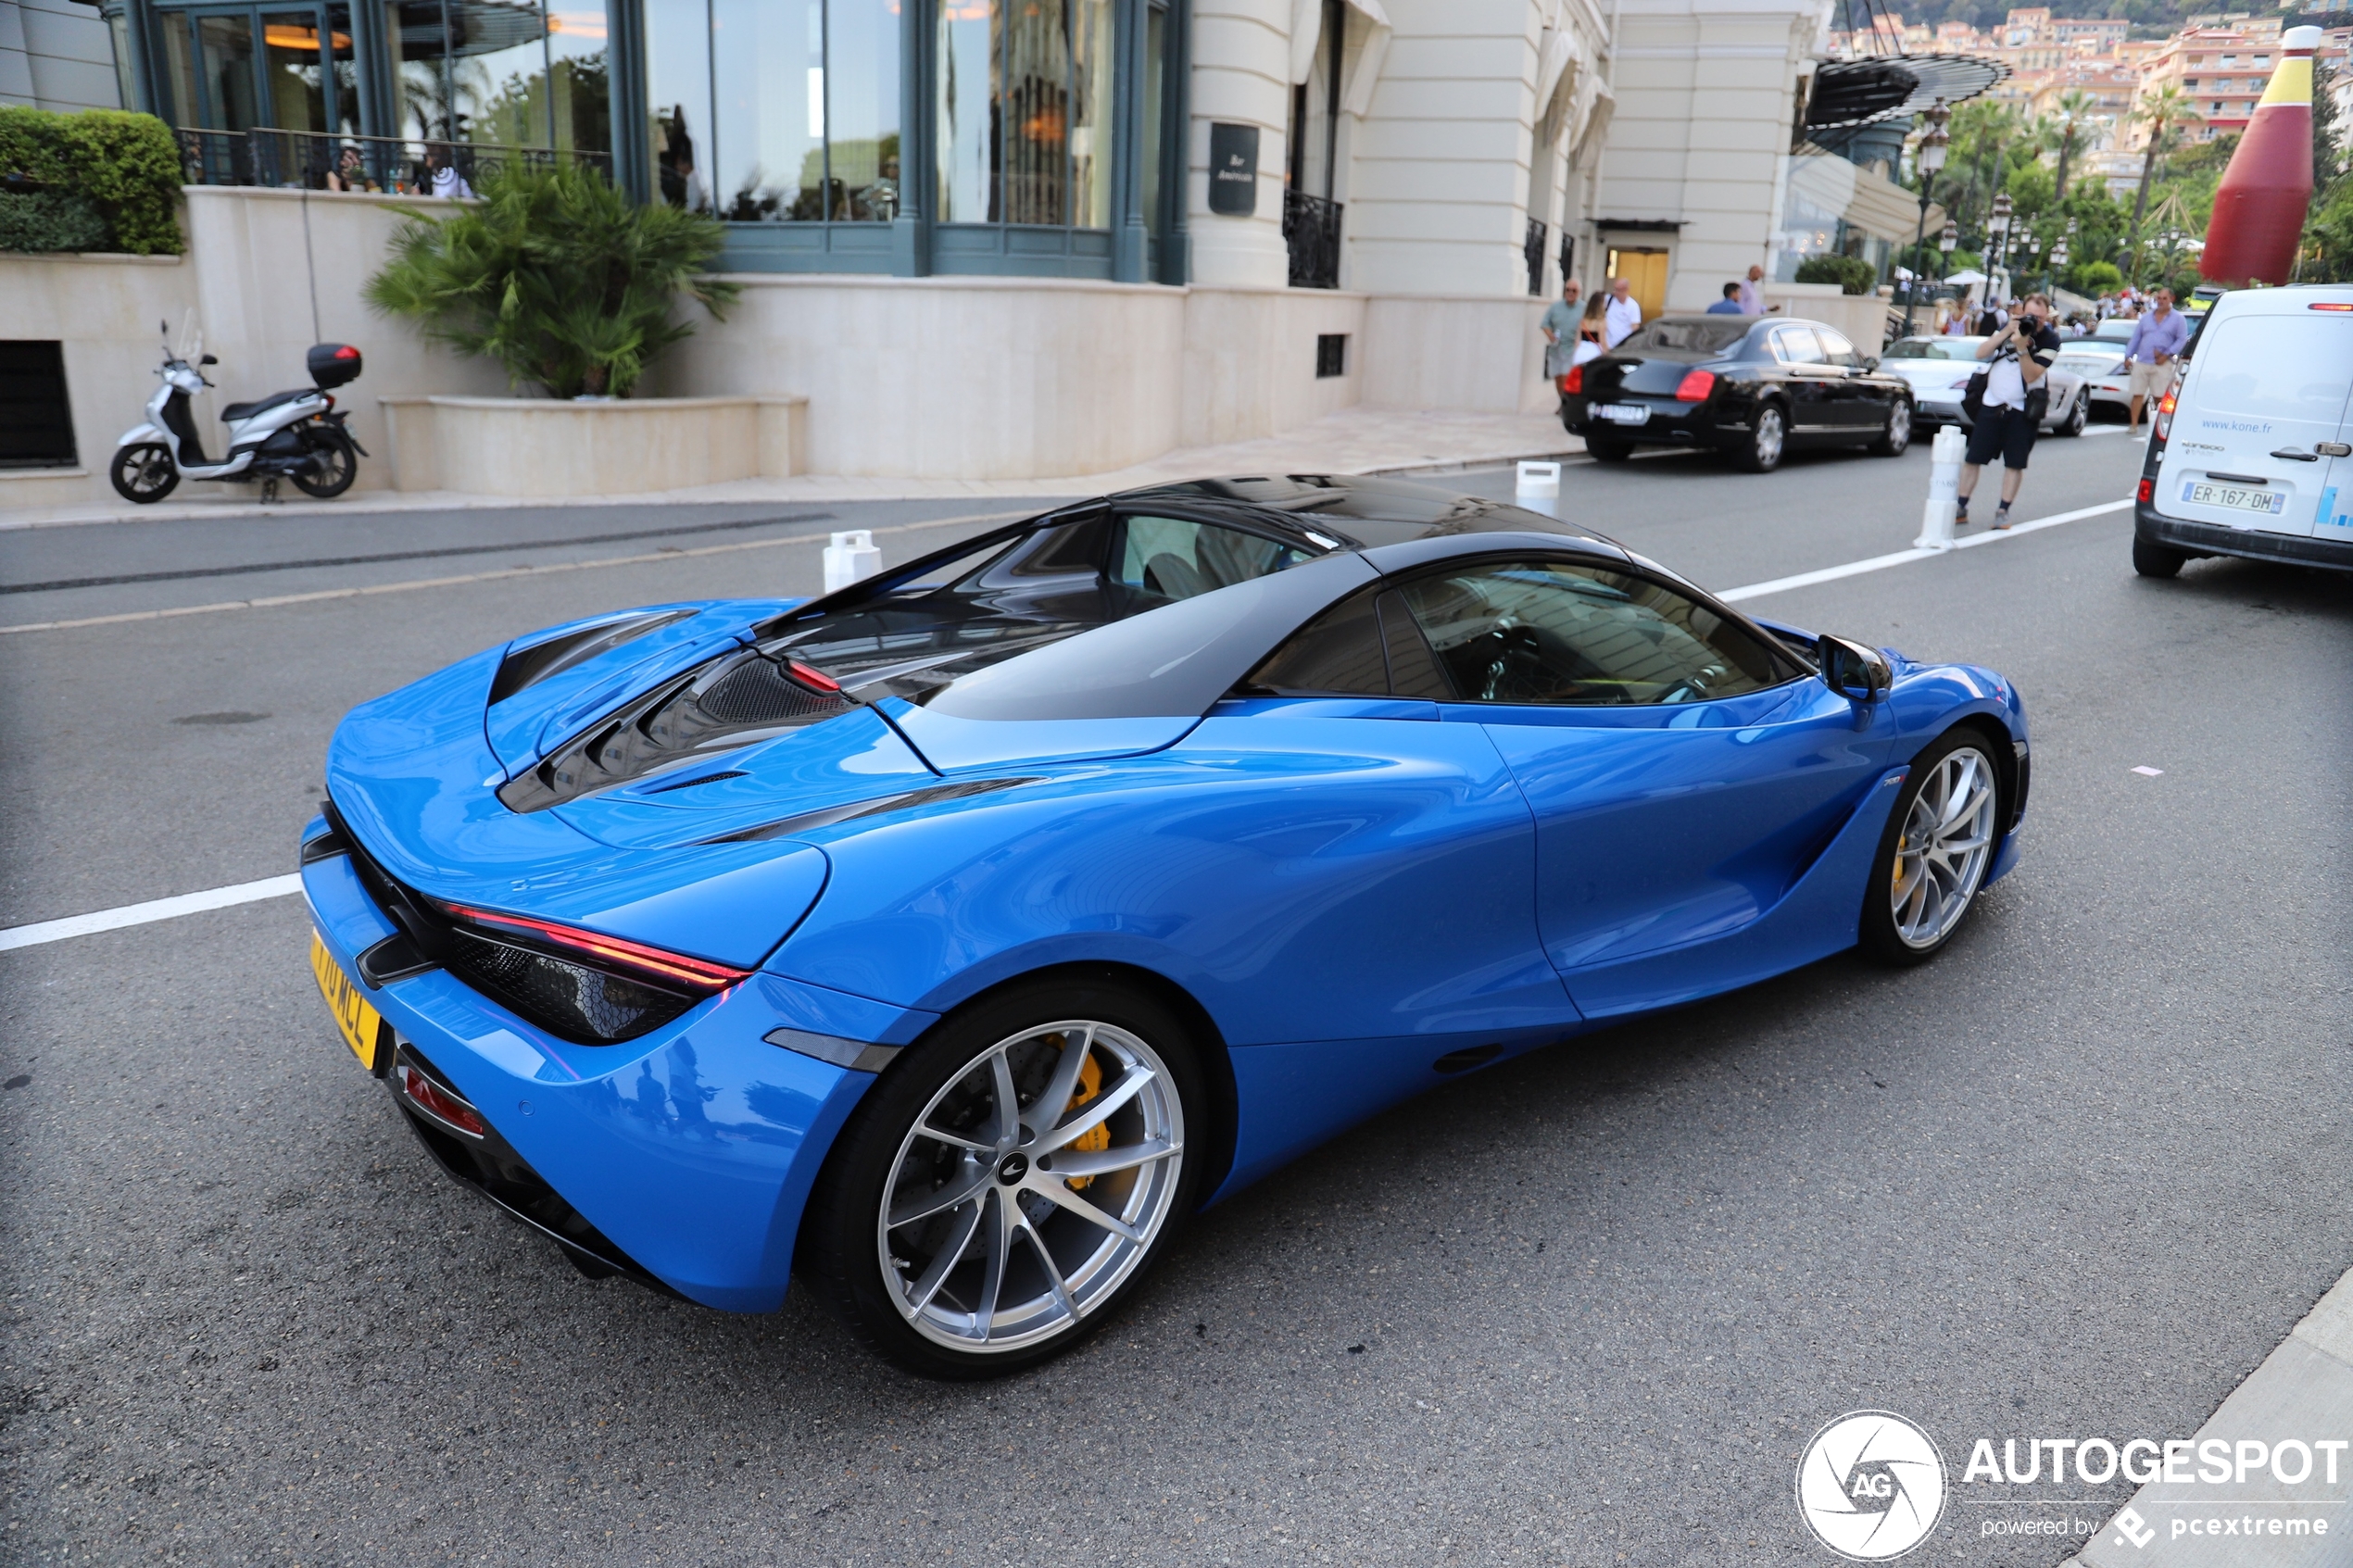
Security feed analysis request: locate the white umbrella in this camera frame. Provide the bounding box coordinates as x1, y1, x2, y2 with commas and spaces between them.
1944, 269, 1991, 284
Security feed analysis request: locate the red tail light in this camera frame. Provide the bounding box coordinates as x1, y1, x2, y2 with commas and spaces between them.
2309, 302, 2353, 312
438, 904, 750, 992
399, 1063, 486, 1137
786, 660, 840, 693
334, 344, 360, 358
2153, 389, 2176, 444
2137, 477, 2154, 503
1561, 365, 1584, 395
1674, 369, 1717, 402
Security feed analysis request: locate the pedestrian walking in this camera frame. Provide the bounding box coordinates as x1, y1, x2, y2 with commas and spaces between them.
2124, 286, 2188, 435
1540, 278, 1585, 379
1735, 263, 1766, 316
1706, 282, 1745, 315
1956, 294, 2060, 532
1603, 277, 1642, 349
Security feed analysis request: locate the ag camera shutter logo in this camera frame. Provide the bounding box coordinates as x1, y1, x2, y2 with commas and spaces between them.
1796, 1411, 1948, 1560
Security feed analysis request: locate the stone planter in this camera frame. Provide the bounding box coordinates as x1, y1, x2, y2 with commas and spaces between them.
377, 394, 807, 495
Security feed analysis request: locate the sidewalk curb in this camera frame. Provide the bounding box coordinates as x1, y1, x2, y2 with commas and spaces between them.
2066, 1264, 2353, 1567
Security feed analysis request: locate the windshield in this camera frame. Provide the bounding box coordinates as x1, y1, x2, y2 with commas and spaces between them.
1614, 318, 1752, 358
1883, 338, 1983, 360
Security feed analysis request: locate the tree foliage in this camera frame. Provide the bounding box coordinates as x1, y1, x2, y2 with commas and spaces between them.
0, 107, 183, 255
365, 160, 736, 398
1794, 253, 1881, 294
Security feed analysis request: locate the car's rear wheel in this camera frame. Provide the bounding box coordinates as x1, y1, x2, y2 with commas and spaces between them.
1869, 398, 1913, 456
1584, 432, 1633, 462
2132, 534, 2187, 578
801, 979, 1204, 1379
1860, 730, 2003, 965
2052, 388, 2087, 437
1733, 404, 1786, 472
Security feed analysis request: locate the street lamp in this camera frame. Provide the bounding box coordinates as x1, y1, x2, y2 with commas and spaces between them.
2050, 235, 2070, 293
1903, 98, 1952, 335
1988, 193, 2014, 300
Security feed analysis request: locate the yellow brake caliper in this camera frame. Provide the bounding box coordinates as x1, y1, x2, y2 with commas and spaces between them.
1063, 1049, 1109, 1189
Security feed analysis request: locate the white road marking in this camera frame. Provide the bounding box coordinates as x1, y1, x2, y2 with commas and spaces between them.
1718, 497, 2132, 601
0, 874, 304, 953
0, 493, 2138, 954
0, 508, 1034, 637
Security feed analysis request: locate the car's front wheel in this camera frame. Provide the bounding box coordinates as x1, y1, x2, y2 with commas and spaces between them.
801, 979, 1204, 1379
1859, 729, 2004, 965
2052, 388, 2087, 437
1869, 398, 1913, 457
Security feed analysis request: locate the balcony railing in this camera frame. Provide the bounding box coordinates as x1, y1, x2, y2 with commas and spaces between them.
175, 127, 611, 196
1283, 189, 1344, 289
1525, 217, 1548, 296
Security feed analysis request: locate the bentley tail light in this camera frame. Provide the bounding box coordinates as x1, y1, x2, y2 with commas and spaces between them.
1674, 370, 1717, 402
1560, 365, 1584, 395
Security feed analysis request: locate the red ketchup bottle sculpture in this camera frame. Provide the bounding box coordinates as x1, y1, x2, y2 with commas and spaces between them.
2199, 25, 2322, 287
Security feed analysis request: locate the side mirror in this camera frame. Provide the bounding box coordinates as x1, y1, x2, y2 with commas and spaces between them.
1861, 356, 1880, 372
1818, 634, 1893, 702
199, 354, 218, 366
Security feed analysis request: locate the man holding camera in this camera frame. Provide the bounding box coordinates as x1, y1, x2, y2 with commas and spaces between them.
1957, 294, 2060, 532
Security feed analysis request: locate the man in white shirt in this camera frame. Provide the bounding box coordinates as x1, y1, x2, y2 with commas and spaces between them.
1603, 277, 1642, 349
1734, 263, 1765, 316
1957, 294, 2059, 530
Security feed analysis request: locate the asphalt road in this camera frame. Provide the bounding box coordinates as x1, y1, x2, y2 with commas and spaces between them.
3, 426, 2348, 1568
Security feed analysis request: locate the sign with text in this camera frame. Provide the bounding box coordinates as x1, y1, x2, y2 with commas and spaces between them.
1207, 123, 1259, 217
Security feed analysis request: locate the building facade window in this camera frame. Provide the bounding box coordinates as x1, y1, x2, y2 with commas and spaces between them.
107, 0, 1185, 281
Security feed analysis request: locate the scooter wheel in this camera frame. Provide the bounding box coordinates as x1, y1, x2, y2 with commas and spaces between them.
290, 427, 359, 499
109, 444, 180, 504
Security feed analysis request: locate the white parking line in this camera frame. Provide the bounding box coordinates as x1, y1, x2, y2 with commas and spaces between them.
0, 493, 2138, 955
1718, 497, 2132, 601
0, 874, 304, 953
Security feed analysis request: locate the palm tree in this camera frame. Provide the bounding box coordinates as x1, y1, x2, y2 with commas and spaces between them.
1956, 99, 2025, 231
2128, 84, 2196, 280
2051, 89, 2097, 200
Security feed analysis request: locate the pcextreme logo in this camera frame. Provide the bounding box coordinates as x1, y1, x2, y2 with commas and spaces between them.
1796, 1411, 1948, 1561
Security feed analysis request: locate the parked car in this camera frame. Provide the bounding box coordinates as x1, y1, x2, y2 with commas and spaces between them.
2132, 283, 2353, 577
1876, 335, 2090, 436
2051, 340, 2129, 417
302, 474, 2032, 1377
1557, 315, 1917, 472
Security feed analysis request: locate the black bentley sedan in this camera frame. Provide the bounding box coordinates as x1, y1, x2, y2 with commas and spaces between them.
1559, 314, 1916, 473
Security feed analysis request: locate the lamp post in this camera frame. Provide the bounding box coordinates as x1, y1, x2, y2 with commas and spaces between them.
1903, 99, 1952, 335
1988, 192, 2014, 302
2050, 235, 2070, 296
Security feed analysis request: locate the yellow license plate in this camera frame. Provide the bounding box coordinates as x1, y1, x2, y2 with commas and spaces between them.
310, 931, 384, 1072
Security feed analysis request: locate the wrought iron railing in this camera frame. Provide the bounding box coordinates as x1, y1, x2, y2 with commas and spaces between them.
175, 127, 611, 196
1525, 217, 1548, 296
1283, 189, 1344, 290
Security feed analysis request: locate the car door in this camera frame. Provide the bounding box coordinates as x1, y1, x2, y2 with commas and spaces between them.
1768, 323, 1839, 436
2154, 302, 2353, 541
1811, 324, 1883, 432
1384, 555, 1900, 1018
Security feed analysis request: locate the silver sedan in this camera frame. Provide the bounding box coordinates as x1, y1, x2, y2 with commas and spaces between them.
1878, 335, 2090, 436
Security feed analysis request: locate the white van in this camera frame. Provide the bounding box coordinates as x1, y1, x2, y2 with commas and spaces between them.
2132, 283, 2353, 578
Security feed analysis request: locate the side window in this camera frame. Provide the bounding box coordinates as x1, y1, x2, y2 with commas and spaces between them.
1393, 558, 1796, 707
1116, 515, 1313, 603
1815, 325, 1860, 367
1771, 325, 1824, 365
1247, 590, 1389, 695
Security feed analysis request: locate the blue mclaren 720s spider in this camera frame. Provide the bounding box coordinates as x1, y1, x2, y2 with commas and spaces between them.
302, 475, 2028, 1377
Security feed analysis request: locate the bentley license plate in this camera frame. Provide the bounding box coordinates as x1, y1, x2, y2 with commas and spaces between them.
310, 931, 384, 1072
1595, 404, 1650, 425
2183, 480, 2285, 516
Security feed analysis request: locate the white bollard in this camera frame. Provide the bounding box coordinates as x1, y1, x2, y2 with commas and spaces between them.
823, 529, 881, 592
1914, 425, 1967, 550
1515, 459, 1563, 519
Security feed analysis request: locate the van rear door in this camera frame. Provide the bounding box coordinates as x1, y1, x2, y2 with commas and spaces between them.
2156, 302, 2353, 541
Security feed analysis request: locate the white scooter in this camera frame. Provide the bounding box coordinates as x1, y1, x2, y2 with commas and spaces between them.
110, 322, 367, 504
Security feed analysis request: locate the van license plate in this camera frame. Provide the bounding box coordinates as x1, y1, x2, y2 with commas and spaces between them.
2183, 480, 2285, 515
1595, 404, 1650, 425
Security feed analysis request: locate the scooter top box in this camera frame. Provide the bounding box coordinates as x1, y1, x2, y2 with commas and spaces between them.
308, 343, 363, 390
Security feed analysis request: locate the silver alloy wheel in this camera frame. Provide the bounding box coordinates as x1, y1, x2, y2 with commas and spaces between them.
877, 1020, 1185, 1354
1886, 400, 1912, 450
1755, 407, 1786, 467
1891, 746, 1998, 948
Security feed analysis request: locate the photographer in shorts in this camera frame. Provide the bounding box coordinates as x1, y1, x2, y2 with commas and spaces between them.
1957, 294, 2059, 532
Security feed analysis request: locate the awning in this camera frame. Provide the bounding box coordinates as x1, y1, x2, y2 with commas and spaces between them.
1805, 54, 2008, 132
